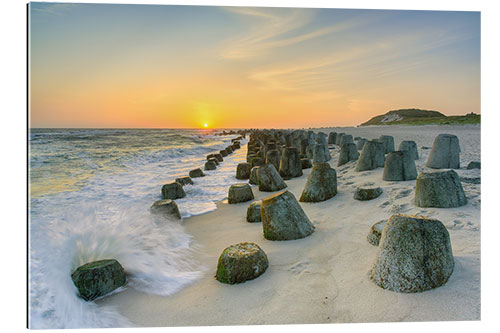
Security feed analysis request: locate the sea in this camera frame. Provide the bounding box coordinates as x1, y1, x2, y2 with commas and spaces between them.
28, 128, 247, 328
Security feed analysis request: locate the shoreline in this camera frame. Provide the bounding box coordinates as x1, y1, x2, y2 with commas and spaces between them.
98, 125, 480, 326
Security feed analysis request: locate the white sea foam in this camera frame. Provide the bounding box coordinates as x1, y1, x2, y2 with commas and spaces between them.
29, 129, 247, 328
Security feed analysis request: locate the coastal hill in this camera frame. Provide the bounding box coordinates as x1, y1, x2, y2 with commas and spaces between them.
359, 108, 480, 126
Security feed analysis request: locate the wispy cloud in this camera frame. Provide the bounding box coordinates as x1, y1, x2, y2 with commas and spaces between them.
31, 3, 77, 16
220, 8, 386, 60
248, 26, 475, 94
248, 47, 368, 91
220, 7, 314, 59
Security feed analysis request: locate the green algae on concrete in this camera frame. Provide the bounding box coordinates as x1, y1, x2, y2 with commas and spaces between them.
215, 242, 269, 284
71, 259, 126, 301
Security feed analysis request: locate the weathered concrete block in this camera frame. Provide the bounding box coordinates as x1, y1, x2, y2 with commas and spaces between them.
265, 150, 281, 171
415, 170, 467, 208
328, 132, 337, 145
369, 214, 454, 293
214, 153, 224, 162
355, 140, 385, 172
339, 134, 354, 146
249, 166, 260, 185
71, 259, 126, 301
367, 220, 386, 246
216, 242, 268, 284
354, 187, 383, 201
315, 133, 330, 160
205, 160, 217, 170
246, 200, 262, 222
305, 145, 313, 159
261, 190, 314, 240
336, 133, 345, 145
257, 164, 287, 192
338, 143, 359, 166
250, 157, 265, 168
246, 154, 258, 163
426, 134, 460, 169
300, 139, 310, 158
279, 147, 303, 179
175, 176, 193, 186
150, 199, 182, 219
161, 182, 186, 200
382, 151, 418, 181
356, 138, 367, 150
313, 143, 330, 165
189, 168, 205, 178
379, 135, 395, 154
398, 140, 419, 160
301, 158, 312, 169
228, 183, 254, 204
299, 163, 337, 202
208, 157, 219, 166
467, 161, 481, 169
236, 162, 252, 180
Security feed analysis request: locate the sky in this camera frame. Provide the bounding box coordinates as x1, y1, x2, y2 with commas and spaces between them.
29, 2, 480, 128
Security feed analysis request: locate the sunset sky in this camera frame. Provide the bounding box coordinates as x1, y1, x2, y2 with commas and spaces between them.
29, 2, 480, 128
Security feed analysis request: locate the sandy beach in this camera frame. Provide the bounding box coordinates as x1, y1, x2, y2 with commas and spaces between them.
98, 124, 480, 327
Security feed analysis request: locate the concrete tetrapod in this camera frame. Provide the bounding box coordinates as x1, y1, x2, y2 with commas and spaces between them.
249, 166, 260, 185
355, 140, 385, 172
246, 200, 262, 222
328, 132, 337, 145
257, 164, 287, 192
236, 163, 252, 180
356, 138, 367, 151
338, 143, 359, 166
339, 134, 354, 146
379, 135, 395, 154
426, 134, 461, 169
150, 199, 182, 219
265, 150, 281, 171
189, 168, 205, 178
414, 170, 467, 208
398, 140, 419, 160
215, 242, 268, 284
279, 147, 303, 179
71, 259, 126, 301
299, 163, 337, 202
228, 184, 254, 204
382, 151, 418, 181
367, 220, 387, 246
261, 190, 315, 240
313, 143, 330, 165
161, 182, 186, 200
369, 214, 454, 293
354, 187, 383, 201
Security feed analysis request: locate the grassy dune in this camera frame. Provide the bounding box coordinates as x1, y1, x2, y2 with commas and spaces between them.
375, 114, 481, 126
360, 108, 480, 126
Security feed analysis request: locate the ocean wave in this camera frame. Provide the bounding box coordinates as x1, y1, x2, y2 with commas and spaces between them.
29, 129, 247, 328
29, 203, 204, 329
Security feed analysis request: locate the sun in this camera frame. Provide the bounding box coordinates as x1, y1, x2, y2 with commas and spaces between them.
203, 123, 208, 128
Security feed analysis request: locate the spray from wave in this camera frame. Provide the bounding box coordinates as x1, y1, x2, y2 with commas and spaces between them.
29, 203, 204, 329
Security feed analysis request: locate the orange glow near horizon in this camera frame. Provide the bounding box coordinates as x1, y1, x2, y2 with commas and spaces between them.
29, 4, 480, 129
